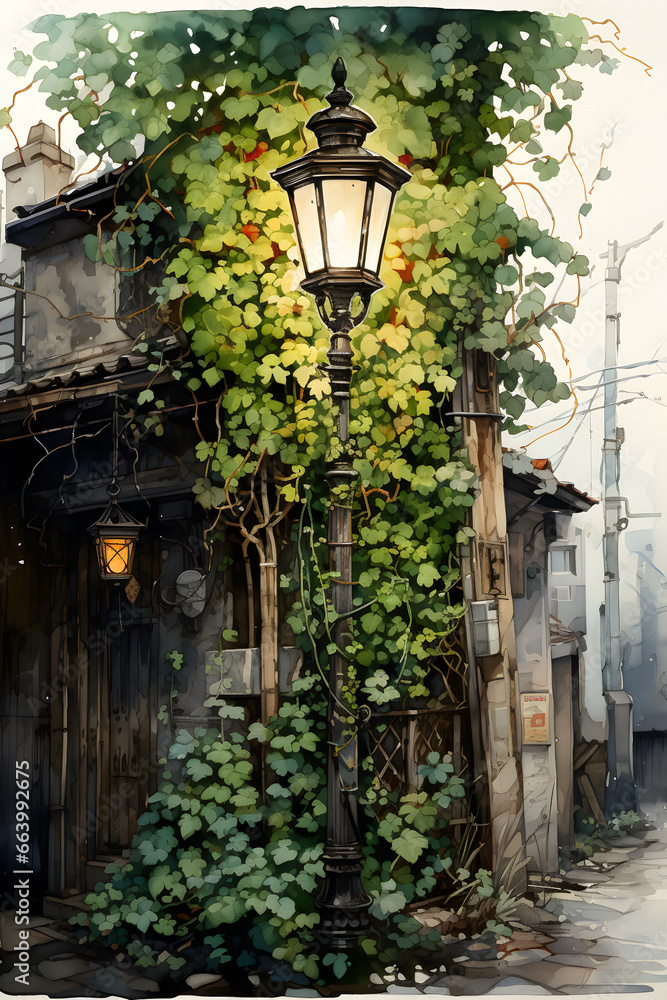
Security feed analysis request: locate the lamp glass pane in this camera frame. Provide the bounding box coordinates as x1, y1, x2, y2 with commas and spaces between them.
321, 178, 367, 268
363, 182, 394, 274
100, 537, 135, 577
293, 184, 324, 273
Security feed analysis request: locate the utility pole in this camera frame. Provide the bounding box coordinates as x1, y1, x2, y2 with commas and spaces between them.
600, 222, 663, 816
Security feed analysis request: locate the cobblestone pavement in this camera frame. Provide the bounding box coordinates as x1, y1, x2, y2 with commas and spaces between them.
2, 808, 667, 997
384, 803, 667, 996
0, 915, 227, 998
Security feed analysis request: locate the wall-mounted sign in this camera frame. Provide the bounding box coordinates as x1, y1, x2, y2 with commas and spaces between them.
520, 692, 551, 745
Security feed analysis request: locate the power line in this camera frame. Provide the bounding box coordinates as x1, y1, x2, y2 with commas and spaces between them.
574, 369, 667, 391
520, 357, 667, 417
520, 392, 643, 434
551, 381, 603, 471
566, 356, 667, 385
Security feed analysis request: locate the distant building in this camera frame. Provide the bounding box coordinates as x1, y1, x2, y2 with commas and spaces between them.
504, 454, 599, 872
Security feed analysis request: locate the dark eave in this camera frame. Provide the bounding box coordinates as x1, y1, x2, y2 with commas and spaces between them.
504, 467, 597, 514
5, 168, 120, 252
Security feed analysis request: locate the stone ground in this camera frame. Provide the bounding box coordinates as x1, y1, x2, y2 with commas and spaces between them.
388, 800, 667, 997
0, 915, 227, 999
1, 805, 667, 998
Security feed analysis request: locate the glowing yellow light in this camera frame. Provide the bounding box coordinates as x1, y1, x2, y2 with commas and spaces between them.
98, 537, 135, 578
89, 496, 142, 583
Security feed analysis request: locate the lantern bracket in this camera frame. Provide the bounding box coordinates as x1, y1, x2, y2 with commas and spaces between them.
302, 271, 381, 333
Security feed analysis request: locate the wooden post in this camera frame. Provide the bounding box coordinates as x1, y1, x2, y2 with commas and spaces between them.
454, 348, 526, 883
259, 466, 279, 725
406, 713, 418, 791
76, 546, 90, 891
47, 596, 67, 894
259, 554, 279, 725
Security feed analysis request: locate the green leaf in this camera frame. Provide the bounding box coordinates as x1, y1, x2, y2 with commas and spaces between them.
526, 271, 554, 288
323, 952, 349, 979
557, 78, 583, 101
495, 265, 518, 286
398, 792, 439, 833
179, 813, 202, 838
532, 156, 559, 182
273, 843, 298, 865
7, 51, 32, 77
565, 254, 589, 276
416, 563, 439, 588
390, 827, 429, 864
374, 888, 408, 916
544, 102, 572, 134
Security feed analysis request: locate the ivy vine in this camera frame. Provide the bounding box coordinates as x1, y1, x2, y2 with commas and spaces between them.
73, 680, 517, 990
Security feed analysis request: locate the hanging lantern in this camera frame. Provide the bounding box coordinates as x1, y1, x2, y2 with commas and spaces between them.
89, 481, 142, 583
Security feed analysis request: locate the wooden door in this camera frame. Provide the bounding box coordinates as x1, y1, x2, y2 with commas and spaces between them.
97, 604, 157, 853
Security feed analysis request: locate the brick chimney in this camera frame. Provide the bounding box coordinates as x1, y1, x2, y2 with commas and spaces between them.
2, 122, 75, 221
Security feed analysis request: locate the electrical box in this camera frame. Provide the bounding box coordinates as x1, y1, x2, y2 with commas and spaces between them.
206, 648, 260, 697
470, 600, 500, 657
205, 646, 303, 698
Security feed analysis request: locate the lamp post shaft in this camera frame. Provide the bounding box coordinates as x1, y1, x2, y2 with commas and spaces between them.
315, 314, 371, 947
270, 55, 410, 949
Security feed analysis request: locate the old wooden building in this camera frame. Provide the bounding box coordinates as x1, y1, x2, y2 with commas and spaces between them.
0, 124, 309, 908
504, 453, 599, 872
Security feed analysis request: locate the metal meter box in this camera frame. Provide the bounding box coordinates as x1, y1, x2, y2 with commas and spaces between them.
206, 648, 260, 697
470, 600, 500, 657
205, 646, 304, 699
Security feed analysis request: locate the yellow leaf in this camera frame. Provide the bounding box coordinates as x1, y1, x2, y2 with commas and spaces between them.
359, 333, 380, 357
384, 242, 403, 260
294, 364, 317, 387
309, 378, 330, 400
381, 324, 410, 353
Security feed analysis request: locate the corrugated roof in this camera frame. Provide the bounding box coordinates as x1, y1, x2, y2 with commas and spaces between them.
0, 351, 146, 403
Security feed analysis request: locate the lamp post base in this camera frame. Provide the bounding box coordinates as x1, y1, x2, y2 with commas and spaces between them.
315, 845, 371, 950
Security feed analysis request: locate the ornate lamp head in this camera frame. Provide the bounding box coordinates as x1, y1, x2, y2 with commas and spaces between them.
271, 58, 410, 331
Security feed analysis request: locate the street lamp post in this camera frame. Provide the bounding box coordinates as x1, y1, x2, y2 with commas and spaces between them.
272, 58, 409, 947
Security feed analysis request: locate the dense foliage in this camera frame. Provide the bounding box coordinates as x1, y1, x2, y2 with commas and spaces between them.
5, 7, 615, 702
73, 681, 518, 989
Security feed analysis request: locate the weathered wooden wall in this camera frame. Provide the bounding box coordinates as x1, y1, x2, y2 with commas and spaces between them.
453, 350, 525, 878
0, 494, 54, 902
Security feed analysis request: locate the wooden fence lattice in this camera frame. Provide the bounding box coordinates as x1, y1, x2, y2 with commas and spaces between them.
368, 624, 470, 795
368, 705, 467, 794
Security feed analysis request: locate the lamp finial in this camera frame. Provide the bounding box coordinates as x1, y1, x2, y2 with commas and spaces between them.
326, 56, 353, 109
332, 56, 347, 89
